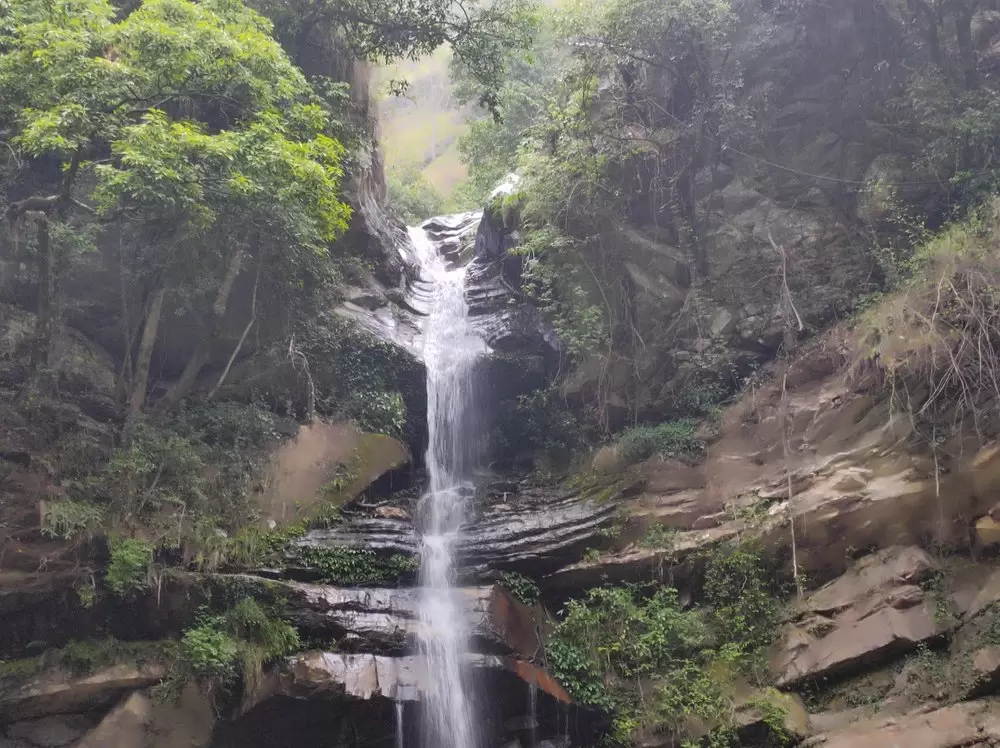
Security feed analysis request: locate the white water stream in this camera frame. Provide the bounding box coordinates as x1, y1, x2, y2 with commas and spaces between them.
409, 225, 486, 748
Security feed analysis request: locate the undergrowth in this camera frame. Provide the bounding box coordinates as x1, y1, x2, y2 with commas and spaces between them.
615, 420, 704, 464
546, 543, 784, 746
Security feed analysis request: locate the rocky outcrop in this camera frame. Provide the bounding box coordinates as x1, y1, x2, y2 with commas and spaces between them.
257, 422, 411, 527
771, 546, 948, 687
266, 579, 542, 657
465, 189, 560, 357
291, 482, 621, 581
0, 663, 166, 723
544, 335, 1000, 594
809, 699, 1000, 748
223, 650, 602, 748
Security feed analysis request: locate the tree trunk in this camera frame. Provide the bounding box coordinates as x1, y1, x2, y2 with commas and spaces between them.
156, 249, 244, 411
128, 286, 166, 418
17, 216, 54, 404
955, 3, 979, 89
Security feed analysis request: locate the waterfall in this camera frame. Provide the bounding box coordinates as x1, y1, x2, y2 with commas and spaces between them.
409, 225, 485, 748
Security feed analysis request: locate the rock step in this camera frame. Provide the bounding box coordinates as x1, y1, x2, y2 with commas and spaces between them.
269, 578, 541, 658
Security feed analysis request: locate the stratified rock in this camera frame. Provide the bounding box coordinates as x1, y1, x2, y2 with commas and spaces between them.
253, 651, 572, 706
810, 699, 1000, 748
0, 663, 166, 723
271, 579, 541, 657
293, 486, 621, 580
771, 546, 948, 687
458, 492, 621, 576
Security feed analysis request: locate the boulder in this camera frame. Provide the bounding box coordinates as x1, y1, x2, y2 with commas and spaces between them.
257, 423, 411, 528
809, 699, 1000, 748
74, 692, 151, 748
0, 304, 118, 421
770, 546, 949, 687
3, 715, 95, 746
0, 663, 166, 723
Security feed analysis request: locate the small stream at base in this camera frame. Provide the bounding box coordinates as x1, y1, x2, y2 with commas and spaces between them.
409, 225, 486, 748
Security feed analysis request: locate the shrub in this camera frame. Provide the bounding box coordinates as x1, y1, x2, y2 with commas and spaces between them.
182, 624, 239, 682
854, 198, 1000, 436
294, 546, 418, 585
547, 585, 705, 712
40, 500, 103, 540
104, 538, 153, 595
704, 544, 781, 655
500, 571, 541, 606
616, 420, 704, 464
180, 599, 300, 688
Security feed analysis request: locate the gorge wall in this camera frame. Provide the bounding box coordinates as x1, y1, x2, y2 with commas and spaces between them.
6, 0, 1000, 747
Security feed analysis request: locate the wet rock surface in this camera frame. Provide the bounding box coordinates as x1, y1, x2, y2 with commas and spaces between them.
291, 483, 621, 581
223, 650, 602, 748
256, 578, 542, 657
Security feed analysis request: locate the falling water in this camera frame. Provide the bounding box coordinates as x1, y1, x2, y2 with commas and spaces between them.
410, 225, 485, 748
395, 701, 405, 748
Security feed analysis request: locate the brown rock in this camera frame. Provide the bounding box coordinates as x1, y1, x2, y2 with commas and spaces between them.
0, 663, 166, 723
75, 692, 151, 748
374, 506, 410, 520
771, 547, 950, 687
976, 515, 1000, 547
5, 715, 94, 746
972, 647, 1000, 693
811, 699, 1000, 748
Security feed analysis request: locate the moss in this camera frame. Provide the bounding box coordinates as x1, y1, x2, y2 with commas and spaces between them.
0, 656, 43, 686
59, 638, 180, 676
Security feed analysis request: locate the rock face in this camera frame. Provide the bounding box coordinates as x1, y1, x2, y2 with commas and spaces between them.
811, 699, 1000, 748
465, 193, 560, 357
0, 663, 166, 723
291, 484, 620, 580
270, 579, 542, 657
771, 546, 947, 687
223, 650, 601, 748
544, 336, 1000, 594
257, 423, 411, 528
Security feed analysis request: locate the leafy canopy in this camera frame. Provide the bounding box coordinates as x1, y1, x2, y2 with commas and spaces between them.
1, 0, 350, 250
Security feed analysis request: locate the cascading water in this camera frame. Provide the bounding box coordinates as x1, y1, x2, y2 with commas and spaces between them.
409, 225, 486, 748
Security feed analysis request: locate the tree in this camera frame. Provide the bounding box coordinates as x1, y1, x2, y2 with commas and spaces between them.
253, 0, 538, 115
1, 0, 350, 413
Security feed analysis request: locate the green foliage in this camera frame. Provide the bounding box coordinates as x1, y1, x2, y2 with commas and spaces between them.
294, 546, 418, 586
638, 524, 678, 551
548, 585, 705, 712
492, 386, 590, 470
255, 0, 537, 116
704, 544, 781, 654
548, 545, 780, 745
104, 538, 153, 596
500, 571, 541, 606
181, 599, 300, 686
182, 622, 240, 682
291, 312, 422, 441
386, 164, 450, 224
58, 638, 180, 677
616, 420, 704, 464
72, 402, 280, 564
40, 500, 103, 540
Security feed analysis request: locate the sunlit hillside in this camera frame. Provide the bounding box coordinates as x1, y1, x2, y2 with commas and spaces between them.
374, 47, 475, 198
